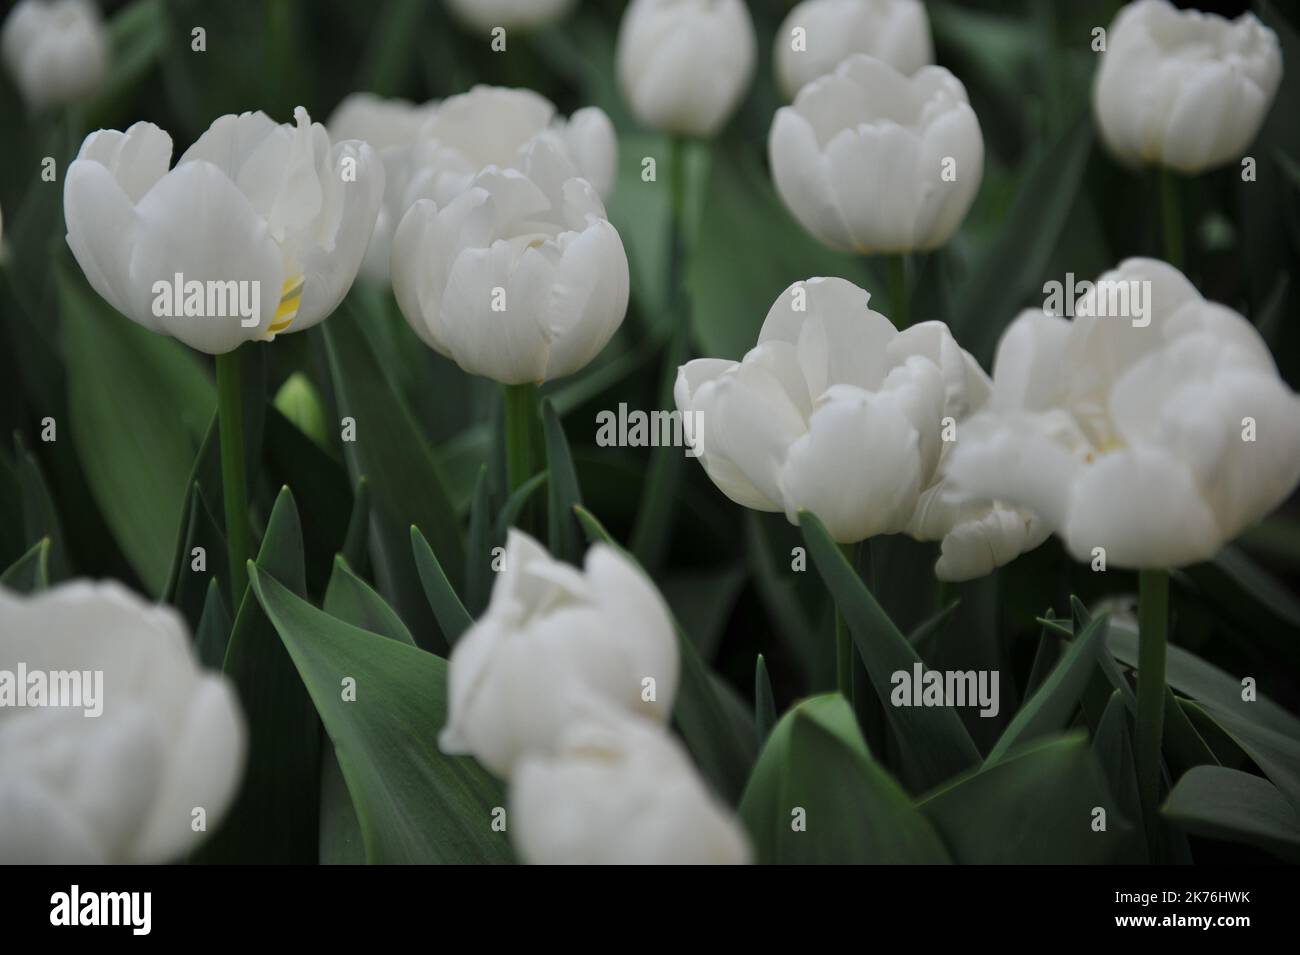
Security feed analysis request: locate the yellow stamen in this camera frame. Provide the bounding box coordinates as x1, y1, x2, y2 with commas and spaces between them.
266, 275, 305, 335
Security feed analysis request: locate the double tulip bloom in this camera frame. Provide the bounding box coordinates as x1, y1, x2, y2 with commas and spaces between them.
440, 530, 750, 864
0, 582, 245, 863
1, 0, 107, 111
1094, 0, 1282, 173
675, 277, 1043, 581
770, 54, 984, 254
946, 259, 1300, 569
64, 107, 384, 354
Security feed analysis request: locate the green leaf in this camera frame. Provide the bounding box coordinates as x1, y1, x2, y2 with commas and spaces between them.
13, 439, 68, 581
920, 733, 1125, 863
799, 511, 980, 791
493, 471, 548, 542
164, 483, 228, 633
341, 477, 371, 574
411, 526, 473, 647
542, 399, 584, 565
194, 577, 232, 672
465, 465, 492, 616
324, 554, 416, 647
0, 538, 50, 593
1093, 689, 1148, 863
1163, 766, 1300, 862
739, 695, 952, 864
906, 599, 961, 653
661, 563, 746, 662
249, 565, 513, 863
754, 655, 775, 744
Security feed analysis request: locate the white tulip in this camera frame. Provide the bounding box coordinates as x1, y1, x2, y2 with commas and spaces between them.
326, 92, 439, 153
63, 107, 384, 355
511, 716, 752, 864
445, 0, 575, 32
0, 581, 245, 863
1094, 0, 1282, 174
775, 0, 934, 100
616, 0, 756, 137
439, 530, 678, 778
391, 138, 629, 384
2, 0, 108, 111
675, 277, 1042, 578
946, 258, 1300, 569
769, 54, 983, 254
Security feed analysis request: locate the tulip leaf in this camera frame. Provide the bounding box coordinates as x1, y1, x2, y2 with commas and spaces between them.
906, 599, 962, 653
194, 576, 232, 672
1092, 689, 1148, 863
164, 482, 228, 634
341, 477, 371, 575
754, 655, 776, 744
465, 465, 492, 616
1163, 766, 1300, 863
739, 694, 952, 864
493, 471, 549, 543
799, 511, 980, 791
321, 307, 465, 650
920, 732, 1126, 863
542, 399, 584, 565
0, 538, 51, 593
198, 487, 320, 864
411, 526, 474, 647
249, 564, 513, 863
324, 554, 416, 647
12, 438, 69, 582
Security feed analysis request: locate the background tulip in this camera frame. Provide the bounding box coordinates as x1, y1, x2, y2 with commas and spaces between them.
391, 138, 628, 385
770, 54, 983, 254
64, 107, 384, 354
1094, 0, 1282, 174
438, 530, 679, 778
0, 582, 245, 863
616, 0, 756, 137
444, 0, 576, 33
775, 0, 934, 100
1, 0, 107, 111
511, 716, 752, 864
946, 258, 1300, 569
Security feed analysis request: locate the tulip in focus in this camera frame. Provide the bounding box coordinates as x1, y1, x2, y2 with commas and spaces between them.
444, 0, 575, 33
775, 0, 933, 100
616, 0, 756, 137
0, 581, 246, 863
1, 0, 107, 111
675, 277, 1043, 580
391, 138, 629, 385
63, 107, 384, 354
945, 258, 1300, 569
438, 530, 679, 778
511, 716, 752, 864
1094, 0, 1282, 174
770, 54, 983, 254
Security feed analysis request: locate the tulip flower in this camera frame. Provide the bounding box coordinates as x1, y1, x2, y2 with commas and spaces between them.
511, 716, 752, 864
1094, 0, 1282, 175
616, 0, 756, 138
1, 0, 107, 111
444, 0, 575, 32
438, 530, 679, 779
775, 0, 934, 100
0, 581, 245, 863
330, 86, 616, 285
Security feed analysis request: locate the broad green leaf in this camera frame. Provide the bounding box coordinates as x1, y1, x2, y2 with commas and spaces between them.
250, 565, 513, 863
411, 526, 473, 646
800, 511, 980, 791
739, 694, 952, 864
1163, 766, 1300, 862
324, 554, 416, 647
1193, 703, 1300, 815
542, 399, 584, 565
0, 538, 50, 593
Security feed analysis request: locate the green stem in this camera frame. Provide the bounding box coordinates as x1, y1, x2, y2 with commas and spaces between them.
503, 382, 538, 494
216, 348, 251, 602
1136, 568, 1169, 837
886, 253, 910, 328
1159, 169, 1183, 269
835, 542, 856, 701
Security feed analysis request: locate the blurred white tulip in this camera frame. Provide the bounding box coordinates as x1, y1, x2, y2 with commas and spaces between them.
676, 277, 1042, 578
1, 0, 107, 111
770, 54, 983, 254
616, 0, 756, 137
511, 716, 752, 864
0, 581, 245, 863
63, 107, 384, 354
1094, 0, 1282, 174
444, 0, 575, 32
775, 0, 933, 100
391, 138, 628, 384
946, 258, 1300, 569
438, 530, 678, 778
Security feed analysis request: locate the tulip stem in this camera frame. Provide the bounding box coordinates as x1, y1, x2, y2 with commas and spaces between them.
835, 542, 856, 701
887, 254, 910, 328
1160, 170, 1183, 269
216, 348, 252, 603
504, 382, 538, 494
1136, 567, 1169, 844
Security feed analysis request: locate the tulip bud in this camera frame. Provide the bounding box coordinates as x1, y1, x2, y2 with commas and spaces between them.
770, 54, 983, 254
438, 530, 678, 778
775, 0, 933, 100
63, 107, 385, 354
391, 138, 629, 385
0, 581, 245, 863
511, 716, 752, 864
1, 0, 107, 111
445, 0, 575, 32
616, 0, 756, 137
1094, 0, 1282, 174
